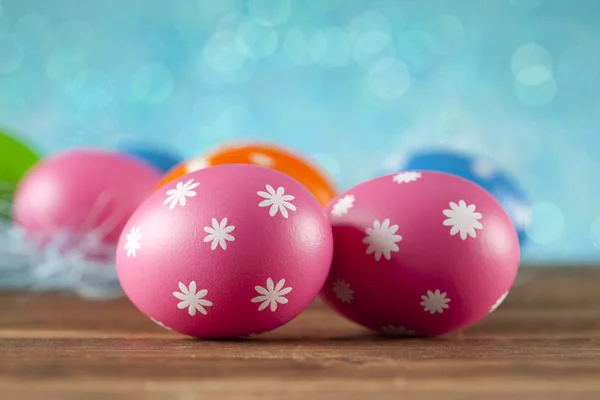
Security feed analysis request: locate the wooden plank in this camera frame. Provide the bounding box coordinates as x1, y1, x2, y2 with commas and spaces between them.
1, 267, 600, 400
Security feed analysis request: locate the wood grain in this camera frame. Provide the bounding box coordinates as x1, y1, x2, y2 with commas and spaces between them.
1, 267, 600, 400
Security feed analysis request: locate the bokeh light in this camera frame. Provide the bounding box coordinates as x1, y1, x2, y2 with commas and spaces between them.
348, 9, 392, 68
130, 62, 174, 104
248, 0, 291, 27
396, 30, 437, 72
511, 43, 553, 86
0, 0, 597, 264
53, 20, 96, 53
526, 202, 565, 245
0, 35, 23, 74
203, 30, 247, 74
365, 58, 411, 101
426, 14, 466, 56
197, 0, 237, 20
236, 20, 278, 59
514, 77, 557, 107
45, 21, 95, 83
316, 27, 351, 68
13, 13, 51, 54
304, 0, 342, 13
65, 70, 114, 116
283, 26, 329, 65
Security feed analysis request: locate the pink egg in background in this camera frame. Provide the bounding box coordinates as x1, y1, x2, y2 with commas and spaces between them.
320, 170, 520, 337
116, 164, 334, 339
13, 149, 161, 256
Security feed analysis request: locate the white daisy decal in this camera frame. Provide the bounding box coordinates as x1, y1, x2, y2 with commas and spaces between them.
362, 218, 403, 261
380, 325, 416, 337
203, 217, 235, 251
392, 171, 422, 184
173, 281, 213, 316
251, 278, 293, 312
164, 178, 200, 210
489, 291, 509, 314
124, 226, 141, 258
257, 184, 297, 218
331, 194, 355, 217
332, 278, 354, 303
150, 317, 173, 331
420, 289, 451, 314
442, 200, 483, 240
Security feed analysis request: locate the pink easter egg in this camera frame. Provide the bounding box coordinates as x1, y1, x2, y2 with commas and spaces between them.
116, 164, 333, 338
320, 171, 520, 337
13, 149, 161, 254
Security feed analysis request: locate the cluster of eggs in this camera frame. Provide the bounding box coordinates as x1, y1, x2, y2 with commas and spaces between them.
11, 141, 522, 338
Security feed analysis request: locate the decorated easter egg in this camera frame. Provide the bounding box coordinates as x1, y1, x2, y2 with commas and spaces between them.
320, 171, 520, 337
156, 142, 337, 206
396, 150, 529, 245
0, 130, 41, 219
118, 142, 182, 174
116, 164, 334, 338
13, 149, 161, 254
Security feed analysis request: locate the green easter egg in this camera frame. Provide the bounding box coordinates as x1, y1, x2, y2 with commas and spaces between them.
0, 129, 41, 219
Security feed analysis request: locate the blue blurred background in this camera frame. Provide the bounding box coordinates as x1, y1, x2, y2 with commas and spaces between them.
0, 0, 599, 265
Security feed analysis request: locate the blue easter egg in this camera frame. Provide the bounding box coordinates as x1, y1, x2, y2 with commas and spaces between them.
119, 144, 182, 174
398, 150, 530, 245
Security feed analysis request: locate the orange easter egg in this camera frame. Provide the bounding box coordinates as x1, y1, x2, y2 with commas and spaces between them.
157, 143, 337, 206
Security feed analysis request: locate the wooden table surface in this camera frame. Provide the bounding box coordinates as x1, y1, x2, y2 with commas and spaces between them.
1, 267, 600, 400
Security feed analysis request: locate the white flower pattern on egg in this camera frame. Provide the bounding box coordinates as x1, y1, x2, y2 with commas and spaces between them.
203, 217, 235, 251
332, 278, 354, 303
363, 218, 403, 261
173, 281, 213, 316
257, 185, 297, 218
251, 278, 293, 312
331, 194, 355, 217
392, 171, 422, 184
420, 290, 451, 314
164, 179, 200, 210
124, 226, 141, 257
442, 200, 483, 240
